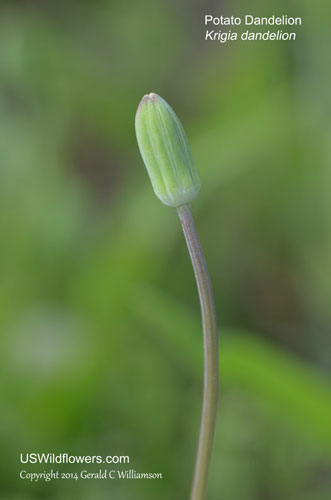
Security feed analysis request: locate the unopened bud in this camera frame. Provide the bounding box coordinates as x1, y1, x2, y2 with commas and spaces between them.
135, 93, 200, 208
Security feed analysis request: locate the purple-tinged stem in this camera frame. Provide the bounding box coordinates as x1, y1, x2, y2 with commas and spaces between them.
177, 205, 219, 500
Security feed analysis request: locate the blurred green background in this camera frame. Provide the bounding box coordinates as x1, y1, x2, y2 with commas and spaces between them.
1, 1, 330, 499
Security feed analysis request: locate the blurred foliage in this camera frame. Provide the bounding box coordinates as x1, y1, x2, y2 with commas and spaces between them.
0, 0, 330, 499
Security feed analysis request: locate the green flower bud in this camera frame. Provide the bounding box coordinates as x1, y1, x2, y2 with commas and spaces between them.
135, 93, 200, 208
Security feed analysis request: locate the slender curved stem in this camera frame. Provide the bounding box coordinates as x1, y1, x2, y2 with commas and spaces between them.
177, 205, 218, 500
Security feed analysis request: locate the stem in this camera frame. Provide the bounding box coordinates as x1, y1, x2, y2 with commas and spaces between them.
177, 205, 219, 500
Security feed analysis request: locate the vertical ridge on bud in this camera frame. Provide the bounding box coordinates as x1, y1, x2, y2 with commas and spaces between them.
135, 93, 200, 207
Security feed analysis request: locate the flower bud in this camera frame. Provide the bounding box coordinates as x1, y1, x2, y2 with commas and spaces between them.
135, 93, 200, 208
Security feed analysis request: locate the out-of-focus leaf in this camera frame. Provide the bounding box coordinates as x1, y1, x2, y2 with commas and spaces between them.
132, 285, 331, 449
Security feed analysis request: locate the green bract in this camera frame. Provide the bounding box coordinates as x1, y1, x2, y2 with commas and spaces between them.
135, 93, 200, 208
